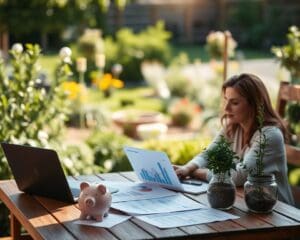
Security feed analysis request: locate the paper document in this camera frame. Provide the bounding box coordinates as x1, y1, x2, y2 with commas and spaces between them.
135, 208, 239, 229
112, 194, 205, 215
111, 182, 177, 202
74, 213, 131, 228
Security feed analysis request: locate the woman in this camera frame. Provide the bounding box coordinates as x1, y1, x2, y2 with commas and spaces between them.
175, 73, 294, 205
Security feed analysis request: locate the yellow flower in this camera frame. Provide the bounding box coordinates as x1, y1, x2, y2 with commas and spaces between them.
61, 81, 86, 101
62, 81, 80, 100
97, 73, 124, 91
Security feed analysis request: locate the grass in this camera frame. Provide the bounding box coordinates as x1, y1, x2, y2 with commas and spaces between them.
170, 44, 273, 62
86, 87, 164, 112
39, 54, 59, 80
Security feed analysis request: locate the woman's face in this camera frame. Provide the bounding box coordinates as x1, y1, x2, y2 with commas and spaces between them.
224, 87, 253, 127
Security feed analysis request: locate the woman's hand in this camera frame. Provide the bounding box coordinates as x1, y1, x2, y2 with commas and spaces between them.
173, 163, 198, 179
173, 165, 191, 179
191, 168, 208, 181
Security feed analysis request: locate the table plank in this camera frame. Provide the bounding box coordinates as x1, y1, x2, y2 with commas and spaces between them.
2, 172, 300, 240
121, 172, 300, 238
99, 172, 189, 239
235, 188, 300, 226
35, 196, 117, 240
0, 180, 75, 240
75, 174, 153, 240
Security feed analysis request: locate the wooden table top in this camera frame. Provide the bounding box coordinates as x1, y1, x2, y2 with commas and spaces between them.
1, 171, 300, 240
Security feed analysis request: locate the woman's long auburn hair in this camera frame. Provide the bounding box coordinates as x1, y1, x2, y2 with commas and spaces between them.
221, 73, 288, 144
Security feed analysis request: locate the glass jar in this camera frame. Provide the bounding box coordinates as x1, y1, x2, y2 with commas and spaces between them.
244, 174, 278, 213
207, 172, 236, 210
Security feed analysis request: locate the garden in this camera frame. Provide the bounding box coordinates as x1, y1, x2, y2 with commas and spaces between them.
1, 21, 300, 186
0, 0, 300, 236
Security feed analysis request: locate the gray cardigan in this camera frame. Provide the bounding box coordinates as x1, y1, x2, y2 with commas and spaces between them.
191, 126, 294, 205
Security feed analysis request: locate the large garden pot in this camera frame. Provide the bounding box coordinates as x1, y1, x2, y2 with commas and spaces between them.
112, 110, 164, 139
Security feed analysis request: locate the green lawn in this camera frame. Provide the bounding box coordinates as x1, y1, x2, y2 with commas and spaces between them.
39, 54, 59, 79
170, 44, 273, 62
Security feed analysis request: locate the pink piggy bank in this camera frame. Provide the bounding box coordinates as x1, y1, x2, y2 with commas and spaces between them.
78, 182, 112, 221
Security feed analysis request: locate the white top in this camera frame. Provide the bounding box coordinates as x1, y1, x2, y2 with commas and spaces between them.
191, 126, 294, 205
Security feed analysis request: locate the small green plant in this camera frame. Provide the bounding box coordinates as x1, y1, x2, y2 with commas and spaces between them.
206, 135, 237, 176
253, 105, 267, 176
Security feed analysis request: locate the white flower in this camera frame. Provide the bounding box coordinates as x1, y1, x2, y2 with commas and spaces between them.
12, 43, 23, 54
59, 47, 72, 63
38, 130, 49, 141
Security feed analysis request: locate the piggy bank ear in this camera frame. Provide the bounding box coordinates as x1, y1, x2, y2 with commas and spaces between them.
80, 182, 90, 191
97, 184, 106, 194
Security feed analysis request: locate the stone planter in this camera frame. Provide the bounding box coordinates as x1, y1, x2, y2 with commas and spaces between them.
112, 110, 164, 139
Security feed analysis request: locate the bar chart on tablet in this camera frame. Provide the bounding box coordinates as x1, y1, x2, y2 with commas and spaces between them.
139, 162, 172, 184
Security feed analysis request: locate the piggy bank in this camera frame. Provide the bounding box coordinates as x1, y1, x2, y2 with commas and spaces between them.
78, 182, 112, 221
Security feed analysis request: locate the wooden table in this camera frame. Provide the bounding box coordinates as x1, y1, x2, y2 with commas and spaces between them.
1, 171, 300, 240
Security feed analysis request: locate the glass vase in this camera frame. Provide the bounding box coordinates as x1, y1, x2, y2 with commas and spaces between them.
244, 174, 278, 213
207, 172, 236, 210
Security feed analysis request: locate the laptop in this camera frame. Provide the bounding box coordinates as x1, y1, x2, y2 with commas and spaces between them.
123, 146, 208, 195
1, 143, 81, 203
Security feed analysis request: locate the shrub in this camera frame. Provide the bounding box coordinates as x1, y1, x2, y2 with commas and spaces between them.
58, 142, 101, 176
168, 98, 201, 127
141, 137, 210, 166
205, 31, 237, 60
78, 29, 104, 62
104, 21, 172, 83
86, 130, 133, 172
0, 44, 71, 179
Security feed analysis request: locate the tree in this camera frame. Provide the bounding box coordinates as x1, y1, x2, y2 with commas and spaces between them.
0, 0, 130, 52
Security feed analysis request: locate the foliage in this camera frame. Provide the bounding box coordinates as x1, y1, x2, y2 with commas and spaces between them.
0, 44, 71, 178
287, 103, 300, 124
205, 31, 237, 60
78, 29, 104, 62
59, 142, 101, 175
165, 54, 197, 99
86, 130, 132, 172
272, 26, 300, 79
206, 135, 237, 175
252, 105, 267, 176
141, 137, 210, 166
104, 21, 172, 83
226, 1, 265, 48
286, 103, 300, 146
0, 43, 72, 236
0, 0, 130, 48
289, 168, 300, 186
168, 98, 201, 127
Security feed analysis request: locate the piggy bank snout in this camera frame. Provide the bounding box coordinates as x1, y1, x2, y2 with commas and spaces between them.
84, 197, 95, 207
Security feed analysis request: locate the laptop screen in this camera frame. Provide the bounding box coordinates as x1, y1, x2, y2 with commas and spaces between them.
123, 146, 184, 191
1, 143, 76, 203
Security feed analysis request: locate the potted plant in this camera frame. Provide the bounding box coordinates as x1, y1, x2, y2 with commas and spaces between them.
168, 98, 201, 128
206, 135, 238, 210
244, 106, 278, 213
272, 25, 300, 84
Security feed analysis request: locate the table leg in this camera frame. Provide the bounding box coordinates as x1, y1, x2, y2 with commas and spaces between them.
10, 213, 21, 240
